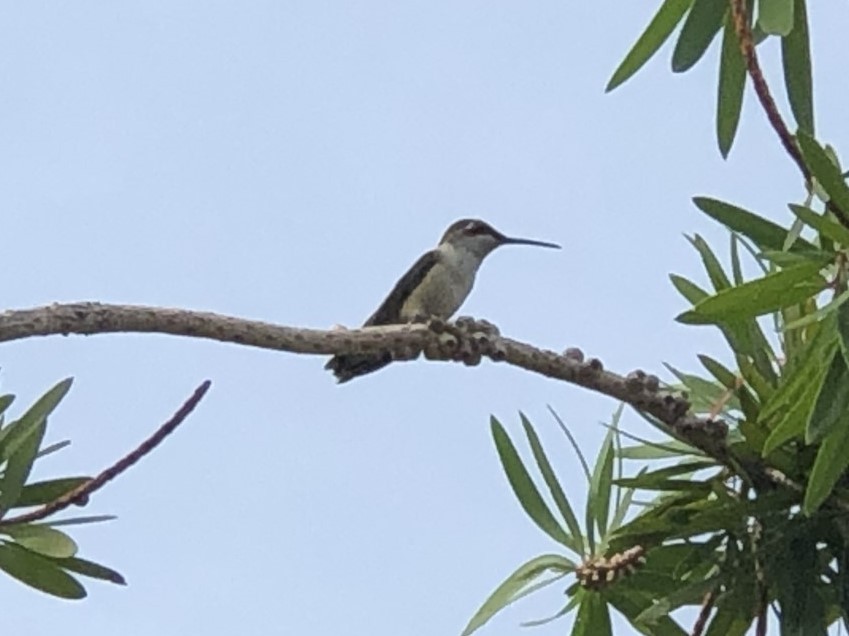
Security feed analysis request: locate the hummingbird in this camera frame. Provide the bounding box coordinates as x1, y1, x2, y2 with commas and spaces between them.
326, 219, 560, 383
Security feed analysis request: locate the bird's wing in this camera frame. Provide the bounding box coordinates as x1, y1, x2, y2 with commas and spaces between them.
364, 249, 440, 326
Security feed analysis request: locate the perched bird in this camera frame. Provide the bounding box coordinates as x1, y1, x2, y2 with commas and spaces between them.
326, 218, 560, 382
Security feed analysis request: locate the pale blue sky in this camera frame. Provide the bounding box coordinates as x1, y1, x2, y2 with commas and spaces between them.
1, 2, 847, 635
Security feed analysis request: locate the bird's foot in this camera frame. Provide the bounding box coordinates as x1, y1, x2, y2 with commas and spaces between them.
454, 316, 501, 337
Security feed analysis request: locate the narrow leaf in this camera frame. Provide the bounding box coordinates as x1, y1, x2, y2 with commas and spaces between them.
0, 420, 46, 515
15, 478, 90, 508
1, 524, 77, 558
588, 426, 616, 542
0, 378, 73, 463
789, 203, 849, 246
670, 274, 709, 304
686, 234, 731, 291
461, 554, 574, 636
693, 197, 816, 252
607, 0, 693, 91
635, 575, 721, 623
520, 414, 584, 555
671, 0, 727, 72
548, 407, 592, 481
47, 515, 117, 527
0, 395, 15, 419
619, 440, 701, 460
50, 556, 126, 585
0, 542, 85, 599
490, 417, 572, 547
805, 350, 849, 443
797, 132, 849, 212
573, 590, 612, 636
717, 13, 746, 157
804, 422, 849, 514
758, 0, 794, 35
782, 288, 849, 332
781, 0, 814, 133
678, 262, 825, 324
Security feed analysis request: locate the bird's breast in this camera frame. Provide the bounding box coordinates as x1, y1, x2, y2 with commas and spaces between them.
399, 250, 478, 320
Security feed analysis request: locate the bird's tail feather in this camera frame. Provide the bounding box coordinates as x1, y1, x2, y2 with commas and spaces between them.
325, 353, 393, 383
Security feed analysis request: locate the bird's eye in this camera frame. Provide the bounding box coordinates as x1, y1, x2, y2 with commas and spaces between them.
463, 221, 482, 234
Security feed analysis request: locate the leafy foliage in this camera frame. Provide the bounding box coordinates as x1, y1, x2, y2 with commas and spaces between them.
0, 380, 124, 598
468, 3, 849, 633
607, 0, 814, 157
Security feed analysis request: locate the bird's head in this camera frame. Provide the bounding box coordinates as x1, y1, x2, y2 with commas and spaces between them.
438, 219, 560, 258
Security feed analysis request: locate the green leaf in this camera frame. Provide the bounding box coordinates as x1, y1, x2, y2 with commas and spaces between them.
789, 204, 849, 246
704, 608, 753, 635
805, 350, 849, 443
608, 481, 636, 534
665, 364, 740, 413
588, 424, 616, 545
730, 234, 744, 285
0, 524, 77, 558
671, 0, 727, 72
762, 334, 835, 454
768, 534, 825, 630
35, 439, 71, 460
797, 132, 849, 212
716, 13, 746, 157
839, 298, 849, 364
47, 515, 117, 527
573, 590, 612, 636
758, 0, 794, 35
519, 413, 584, 555
0, 419, 45, 516
490, 417, 572, 548
783, 288, 849, 333
698, 355, 737, 388
520, 596, 579, 628
635, 575, 721, 623
619, 440, 701, 460
686, 234, 731, 291
693, 197, 816, 252
678, 262, 825, 324
615, 460, 717, 490
0, 395, 15, 420
548, 406, 592, 481
0, 378, 73, 463
781, 0, 813, 133
606, 587, 689, 635
49, 556, 126, 585
14, 477, 89, 508
759, 250, 832, 268
805, 420, 849, 514
670, 274, 709, 304
461, 554, 574, 636
606, 0, 693, 91
0, 542, 85, 599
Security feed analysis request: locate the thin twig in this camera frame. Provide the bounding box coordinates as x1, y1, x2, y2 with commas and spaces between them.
755, 592, 767, 636
691, 589, 717, 636
729, 0, 809, 180
729, 0, 849, 228
0, 380, 211, 526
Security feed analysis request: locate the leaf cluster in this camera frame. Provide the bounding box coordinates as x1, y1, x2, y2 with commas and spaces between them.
0, 379, 124, 598
607, 0, 813, 158
466, 3, 849, 632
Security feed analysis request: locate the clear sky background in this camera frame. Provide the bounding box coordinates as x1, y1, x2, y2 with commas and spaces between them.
1, 2, 848, 635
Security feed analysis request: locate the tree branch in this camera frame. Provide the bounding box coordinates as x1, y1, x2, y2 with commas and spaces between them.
0, 302, 728, 459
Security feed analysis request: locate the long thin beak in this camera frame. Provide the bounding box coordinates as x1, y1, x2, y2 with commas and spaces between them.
500, 236, 561, 249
